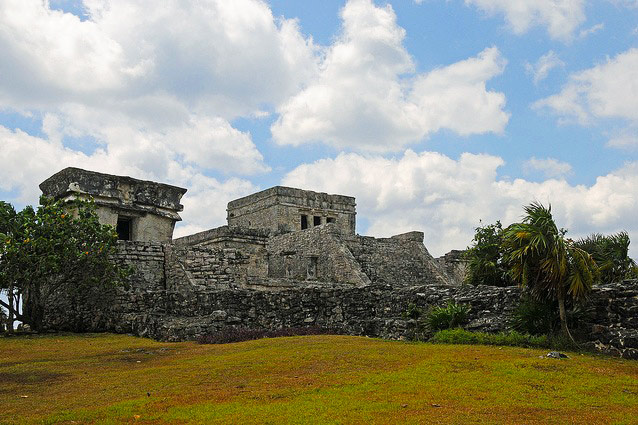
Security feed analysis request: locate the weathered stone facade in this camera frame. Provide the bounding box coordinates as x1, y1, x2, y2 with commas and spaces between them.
38, 169, 638, 359
40, 167, 186, 242
227, 186, 356, 236
436, 249, 469, 285
42, 241, 638, 358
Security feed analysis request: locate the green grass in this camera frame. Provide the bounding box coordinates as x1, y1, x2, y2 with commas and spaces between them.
1, 333, 637, 424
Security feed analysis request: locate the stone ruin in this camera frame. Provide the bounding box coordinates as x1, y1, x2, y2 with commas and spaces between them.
40, 167, 186, 242
40, 168, 638, 359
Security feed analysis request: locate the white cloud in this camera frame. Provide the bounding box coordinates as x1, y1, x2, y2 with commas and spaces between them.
0, 124, 258, 234
465, 0, 586, 41
0, 0, 318, 118
272, 0, 509, 152
175, 175, 259, 238
283, 150, 638, 257
606, 129, 638, 150
523, 157, 573, 178
579, 22, 604, 38
0, 0, 311, 208
525, 51, 564, 84
535, 48, 638, 126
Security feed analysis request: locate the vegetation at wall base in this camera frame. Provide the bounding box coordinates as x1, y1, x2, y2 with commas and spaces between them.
429, 328, 578, 351
426, 300, 470, 332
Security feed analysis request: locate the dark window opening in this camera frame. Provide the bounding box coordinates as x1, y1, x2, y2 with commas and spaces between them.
301, 215, 308, 230
326, 217, 336, 224
313, 216, 321, 226
116, 217, 132, 241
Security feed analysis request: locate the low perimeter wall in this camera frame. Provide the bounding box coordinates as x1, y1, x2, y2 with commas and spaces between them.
43, 241, 638, 360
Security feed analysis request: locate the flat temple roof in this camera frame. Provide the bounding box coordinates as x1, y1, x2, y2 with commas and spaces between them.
40, 167, 187, 212
227, 186, 356, 210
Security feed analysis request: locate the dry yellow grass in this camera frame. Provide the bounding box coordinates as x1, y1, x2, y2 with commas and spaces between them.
1, 333, 637, 424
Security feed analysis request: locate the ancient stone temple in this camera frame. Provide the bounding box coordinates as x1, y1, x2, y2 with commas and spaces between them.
38, 168, 638, 359
39, 167, 187, 242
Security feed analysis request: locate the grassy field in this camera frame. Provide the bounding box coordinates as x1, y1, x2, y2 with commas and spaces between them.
1, 333, 637, 424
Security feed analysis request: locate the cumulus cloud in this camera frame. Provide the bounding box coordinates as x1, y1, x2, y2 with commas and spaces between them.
0, 0, 318, 160
523, 157, 573, 178
0, 0, 318, 117
534, 47, 638, 136
0, 0, 317, 211
464, 0, 586, 41
283, 150, 638, 257
525, 51, 564, 84
0, 124, 258, 234
175, 175, 259, 238
272, 0, 509, 152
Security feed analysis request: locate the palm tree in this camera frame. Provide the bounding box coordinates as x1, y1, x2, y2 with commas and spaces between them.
574, 232, 636, 284
503, 202, 598, 341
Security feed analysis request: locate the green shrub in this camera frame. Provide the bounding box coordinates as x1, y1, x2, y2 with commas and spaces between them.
430, 328, 578, 350
427, 301, 470, 331
510, 296, 557, 335
431, 328, 547, 348
403, 303, 424, 320
511, 295, 591, 337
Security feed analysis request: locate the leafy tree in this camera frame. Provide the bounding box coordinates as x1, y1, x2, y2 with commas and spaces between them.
574, 232, 636, 284
502, 202, 598, 341
464, 220, 511, 286
0, 197, 124, 332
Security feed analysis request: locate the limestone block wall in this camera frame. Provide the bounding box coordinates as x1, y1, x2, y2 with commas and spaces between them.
345, 232, 452, 287
40, 238, 638, 359
94, 206, 176, 242
167, 226, 270, 291
267, 224, 370, 286
128, 283, 522, 343
581, 280, 638, 358
227, 186, 356, 236
436, 250, 469, 285
165, 244, 253, 291
43, 241, 166, 332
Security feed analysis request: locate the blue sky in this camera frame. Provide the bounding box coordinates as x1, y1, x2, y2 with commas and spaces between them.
1, 0, 637, 256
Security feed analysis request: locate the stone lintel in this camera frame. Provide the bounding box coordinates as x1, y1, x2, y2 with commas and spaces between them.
39, 167, 187, 216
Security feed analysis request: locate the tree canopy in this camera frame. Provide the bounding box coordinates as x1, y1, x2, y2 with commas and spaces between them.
574, 232, 637, 284
464, 220, 511, 287
0, 197, 125, 332
502, 202, 598, 340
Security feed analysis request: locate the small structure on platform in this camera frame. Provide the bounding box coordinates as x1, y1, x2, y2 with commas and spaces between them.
227, 186, 356, 236
39, 167, 187, 242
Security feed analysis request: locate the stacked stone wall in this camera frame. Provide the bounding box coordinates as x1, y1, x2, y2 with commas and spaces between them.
267, 224, 369, 286
42, 238, 638, 359
165, 244, 253, 291
125, 283, 521, 342
345, 233, 452, 287
436, 250, 469, 285
43, 241, 166, 332
581, 280, 638, 358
